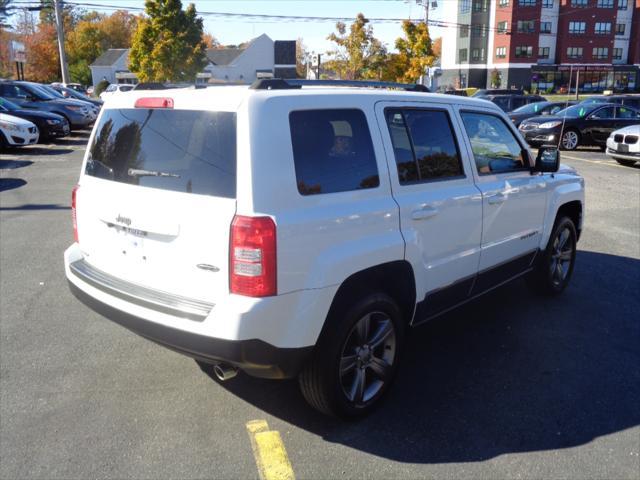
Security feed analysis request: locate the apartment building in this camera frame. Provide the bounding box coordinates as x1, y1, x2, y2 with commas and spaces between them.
440, 0, 640, 92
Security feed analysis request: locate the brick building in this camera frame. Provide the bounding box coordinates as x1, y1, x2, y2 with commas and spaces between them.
439, 0, 640, 92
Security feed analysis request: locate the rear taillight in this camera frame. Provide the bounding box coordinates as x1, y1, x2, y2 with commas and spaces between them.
71, 184, 79, 243
230, 215, 276, 297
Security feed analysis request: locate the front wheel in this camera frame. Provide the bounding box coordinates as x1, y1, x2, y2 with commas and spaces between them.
299, 293, 404, 418
527, 216, 577, 295
560, 129, 580, 150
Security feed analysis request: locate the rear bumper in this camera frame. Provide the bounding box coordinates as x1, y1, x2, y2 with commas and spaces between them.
68, 280, 312, 379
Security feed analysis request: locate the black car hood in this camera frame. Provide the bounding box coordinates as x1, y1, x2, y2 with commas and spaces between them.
10, 109, 65, 121
521, 115, 572, 126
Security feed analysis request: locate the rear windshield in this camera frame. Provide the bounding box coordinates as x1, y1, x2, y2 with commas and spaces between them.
85, 109, 236, 198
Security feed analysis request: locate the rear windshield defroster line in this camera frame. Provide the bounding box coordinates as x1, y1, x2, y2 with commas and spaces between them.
86, 109, 237, 198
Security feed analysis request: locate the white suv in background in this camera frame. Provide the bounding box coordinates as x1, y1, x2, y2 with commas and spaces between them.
99, 83, 135, 101
65, 80, 585, 417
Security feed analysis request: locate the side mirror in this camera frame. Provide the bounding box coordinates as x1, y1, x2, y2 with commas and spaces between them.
533, 146, 560, 173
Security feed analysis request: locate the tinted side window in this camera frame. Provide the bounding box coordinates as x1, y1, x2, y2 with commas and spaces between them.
492, 97, 511, 111
511, 97, 528, 109
460, 112, 526, 174
385, 109, 463, 183
616, 106, 640, 119
289, 109, 379, 195
592, 106, 615, 119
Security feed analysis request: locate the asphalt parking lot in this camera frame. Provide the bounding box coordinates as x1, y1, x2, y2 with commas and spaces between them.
1, 133, 639, 479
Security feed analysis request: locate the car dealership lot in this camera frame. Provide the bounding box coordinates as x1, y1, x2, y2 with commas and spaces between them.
1, 137, 639, 479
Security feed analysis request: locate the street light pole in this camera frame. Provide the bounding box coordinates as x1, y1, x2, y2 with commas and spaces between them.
53, 0, 70, 83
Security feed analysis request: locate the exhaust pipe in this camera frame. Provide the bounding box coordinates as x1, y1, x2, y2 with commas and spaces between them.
213, 363, 238, 381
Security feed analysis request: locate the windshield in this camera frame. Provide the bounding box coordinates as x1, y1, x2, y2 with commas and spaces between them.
553, 104, 595, 118
0, 97, 20, 111
119, 85, 134, 92
512, 102, 549, 114
26, 84, 56, 100
580, 97, 608, 104
39, 85, 65, 98
86, 108, 237, 198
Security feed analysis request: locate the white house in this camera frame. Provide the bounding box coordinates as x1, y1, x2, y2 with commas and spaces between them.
89, 34, 296, 87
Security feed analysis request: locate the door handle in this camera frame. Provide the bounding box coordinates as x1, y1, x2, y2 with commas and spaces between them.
411, 206, 439, 220
487, 193, 506, 205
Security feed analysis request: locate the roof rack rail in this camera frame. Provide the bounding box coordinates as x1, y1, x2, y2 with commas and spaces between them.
133, 82, 207, 90
250, 78, 429, 92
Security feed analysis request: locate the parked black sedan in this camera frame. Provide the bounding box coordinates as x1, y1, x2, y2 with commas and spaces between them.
518, 103, 640, 150
508, 100, 578, 127
0, 97, 70, 141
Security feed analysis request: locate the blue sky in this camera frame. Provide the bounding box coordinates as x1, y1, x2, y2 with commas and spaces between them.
66, 0, 444, 55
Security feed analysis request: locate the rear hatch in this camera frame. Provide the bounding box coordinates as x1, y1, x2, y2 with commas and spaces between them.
76, 105, 237, 303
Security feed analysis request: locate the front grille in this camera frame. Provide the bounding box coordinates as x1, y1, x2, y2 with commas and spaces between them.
614, 134, 624, 143
624, 135, 638, 145
11, 136, 25, 144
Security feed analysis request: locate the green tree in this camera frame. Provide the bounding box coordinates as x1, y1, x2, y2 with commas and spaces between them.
129, 0, 207, 82
393, 21, 434, 83
326, 13, 387, 80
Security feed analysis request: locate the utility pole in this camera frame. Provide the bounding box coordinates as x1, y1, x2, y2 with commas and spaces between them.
53, 0, 70, 83
316, 53, 321, 80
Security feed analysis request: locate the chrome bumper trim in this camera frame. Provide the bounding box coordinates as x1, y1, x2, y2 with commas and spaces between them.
69, 259, 214, 321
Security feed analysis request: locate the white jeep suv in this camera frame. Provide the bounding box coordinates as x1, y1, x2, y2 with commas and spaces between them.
65, 80, 585, 417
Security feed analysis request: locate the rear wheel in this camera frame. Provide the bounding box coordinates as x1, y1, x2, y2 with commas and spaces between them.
299, 293, 404, 418
616, 159, 637, 167
527, 216, 577, 295
560, 129, 580, 150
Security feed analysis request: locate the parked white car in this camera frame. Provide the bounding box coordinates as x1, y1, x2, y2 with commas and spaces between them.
99, 83, 135, 101
65, 80, 585, 417
606, 124, 640, 166
0, 112, 39, 147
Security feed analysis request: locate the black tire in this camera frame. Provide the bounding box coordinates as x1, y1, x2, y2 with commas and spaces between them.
560, 129, 580, 151
527, 216, 577, 295
0, 131, 8, 149
299, 293, 404, 418
616, 158, 637, 167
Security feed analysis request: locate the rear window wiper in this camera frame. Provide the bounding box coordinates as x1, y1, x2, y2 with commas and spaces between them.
128, 168, 181, 178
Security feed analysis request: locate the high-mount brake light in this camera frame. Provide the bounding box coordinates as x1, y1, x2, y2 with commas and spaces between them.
72, 184, 79, 243
134, 97, 174, 109
230, 215, 277, 297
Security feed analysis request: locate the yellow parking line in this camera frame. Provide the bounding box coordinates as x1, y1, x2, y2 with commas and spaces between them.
561, 153, 631, 169
246, 420, 295, 480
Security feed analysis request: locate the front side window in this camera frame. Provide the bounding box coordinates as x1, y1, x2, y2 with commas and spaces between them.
385, 109, 464, 183
461, 112, 526, 174
590, 106, 614, 119
289, 109, 379, 196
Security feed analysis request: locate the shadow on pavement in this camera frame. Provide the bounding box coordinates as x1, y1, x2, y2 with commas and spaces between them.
52, 138, 89, 147
3, 147, 74, 156
0, 178, 27, 192
0, 203, 70, 211
204, 250, 640, 463
0, 160, 33, 170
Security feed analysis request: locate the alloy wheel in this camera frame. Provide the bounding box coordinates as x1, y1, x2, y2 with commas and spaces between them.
561, 131, 579, 150
549, 226, 574, 287
339, 311, 396, 406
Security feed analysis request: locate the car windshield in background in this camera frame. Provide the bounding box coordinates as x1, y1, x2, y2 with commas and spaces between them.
0, 97, 20, 111
512, 102, 548, 114
28, 84, 57, 100
120, 86, 134, 92
554, 104, 595, 118
86, 109, 236, 198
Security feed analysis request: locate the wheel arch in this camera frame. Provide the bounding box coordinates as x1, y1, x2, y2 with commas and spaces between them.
317, 261, 417, 344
